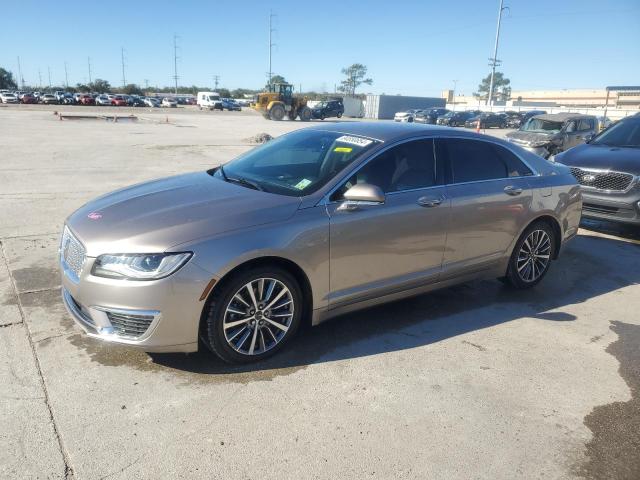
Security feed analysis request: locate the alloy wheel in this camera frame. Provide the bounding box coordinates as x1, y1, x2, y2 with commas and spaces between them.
516, 230, 552, 283
222, 278, 294, 355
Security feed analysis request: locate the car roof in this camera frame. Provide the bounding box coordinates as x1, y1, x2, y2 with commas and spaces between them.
304, 121, 496, 142
534, 113, 595, 122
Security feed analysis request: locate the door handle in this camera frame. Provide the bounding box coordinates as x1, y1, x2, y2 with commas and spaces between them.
504, 186, 523, 196
418, 196, 442, 207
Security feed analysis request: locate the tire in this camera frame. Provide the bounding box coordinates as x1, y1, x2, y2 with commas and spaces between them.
269, 104, 285, 121
299, 107, 312, 122
320, 113, 325, 121
202, 266, 303, 364
504, 221, 556, 289
337, 112, 342, 118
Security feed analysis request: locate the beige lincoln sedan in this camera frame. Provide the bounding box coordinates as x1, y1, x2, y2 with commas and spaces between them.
60, 123, 582, 363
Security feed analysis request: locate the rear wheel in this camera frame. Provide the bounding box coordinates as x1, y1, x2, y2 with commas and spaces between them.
504, 221, 555, 289
269, 104, 285, 121
203, 266, 303, 364
337, 112, 342, 118
299, 107, 312, 121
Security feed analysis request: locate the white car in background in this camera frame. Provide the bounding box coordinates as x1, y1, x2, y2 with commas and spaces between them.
95, 95, 111, 106
393, 109, 421, 122
144, 98, 160, 107
0, 92, 19, 103
161, 97, 177, 108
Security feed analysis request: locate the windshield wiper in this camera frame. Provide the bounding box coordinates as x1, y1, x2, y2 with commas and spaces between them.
219, 165, 266, 191
226, 175, 266, 192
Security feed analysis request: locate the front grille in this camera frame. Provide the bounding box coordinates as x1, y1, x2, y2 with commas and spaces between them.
570, 167, 635, 192
61, 227, 86, 280
106, 311, 155, 339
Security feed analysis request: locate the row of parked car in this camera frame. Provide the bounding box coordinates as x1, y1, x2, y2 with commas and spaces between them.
0, 90, 246, 111
394, 108, 548, 129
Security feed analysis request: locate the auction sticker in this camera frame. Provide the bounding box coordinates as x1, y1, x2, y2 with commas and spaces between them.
335, 135, 373, 147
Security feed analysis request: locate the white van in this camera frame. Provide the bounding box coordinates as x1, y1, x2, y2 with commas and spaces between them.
197, 91, 222, 110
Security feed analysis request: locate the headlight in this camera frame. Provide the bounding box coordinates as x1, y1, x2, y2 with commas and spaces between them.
92, 252, 192, 280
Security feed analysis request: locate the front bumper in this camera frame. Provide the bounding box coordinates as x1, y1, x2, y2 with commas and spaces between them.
60, 243, 213, 352
580, 190, 640, 225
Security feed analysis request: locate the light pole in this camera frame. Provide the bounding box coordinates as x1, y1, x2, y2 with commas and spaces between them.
487, 0, 508, 107
452, 79, 458, 112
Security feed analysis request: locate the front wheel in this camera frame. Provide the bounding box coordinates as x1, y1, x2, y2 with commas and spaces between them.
298, 106, 312, 121
269, 104, 285, 121
203, 267, 303, 363
504, 221, 555, 289
337, 112, 342, 118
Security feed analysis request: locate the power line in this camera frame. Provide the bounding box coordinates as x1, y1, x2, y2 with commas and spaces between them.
16, 56, 24, 89
173, 34, 180, 94
121, 47, 126, 87
268, 11, 276, 88
213, 75, 220, 90
487, 0, 509, 106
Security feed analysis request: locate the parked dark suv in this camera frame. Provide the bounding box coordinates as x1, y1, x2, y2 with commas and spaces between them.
437, 111, 479, 127
506, 113, 599, 158
554, 114, 640, 226
414, 108, 449, 124
311, 99, 344, 120
464, 113, 506, 129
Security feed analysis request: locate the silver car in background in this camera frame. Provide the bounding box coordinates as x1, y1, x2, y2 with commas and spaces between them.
60, 123, 582, 363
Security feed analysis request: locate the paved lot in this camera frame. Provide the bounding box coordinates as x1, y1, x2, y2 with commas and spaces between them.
1, 105, 638, 479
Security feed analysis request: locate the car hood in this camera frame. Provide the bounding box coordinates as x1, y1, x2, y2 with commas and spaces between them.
556, 143, 640, 175
67, 171, 301, 256
506, 130, 557, 145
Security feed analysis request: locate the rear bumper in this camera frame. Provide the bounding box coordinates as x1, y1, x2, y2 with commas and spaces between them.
580, 190, 640, 225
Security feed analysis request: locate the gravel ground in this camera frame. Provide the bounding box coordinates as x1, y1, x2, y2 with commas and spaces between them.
0, 104, 638, 480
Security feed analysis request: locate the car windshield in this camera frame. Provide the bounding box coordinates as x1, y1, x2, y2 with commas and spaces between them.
316, 102, 327, 108
521, 118, 563, 133
591, 119, 640, 148
215, 129, 380, 196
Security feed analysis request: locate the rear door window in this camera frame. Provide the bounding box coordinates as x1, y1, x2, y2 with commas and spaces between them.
439, 138, 532, 184
578, 118, 594, 131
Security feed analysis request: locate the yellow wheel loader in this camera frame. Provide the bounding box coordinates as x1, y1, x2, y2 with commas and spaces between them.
253, 83, 312, 121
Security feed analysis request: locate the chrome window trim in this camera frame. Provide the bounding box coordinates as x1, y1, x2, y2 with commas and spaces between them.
321, 134, 539, 205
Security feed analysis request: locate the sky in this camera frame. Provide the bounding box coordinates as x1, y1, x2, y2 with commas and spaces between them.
2, 0, 639, 96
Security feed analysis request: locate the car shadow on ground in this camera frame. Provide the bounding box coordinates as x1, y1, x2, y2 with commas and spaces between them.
149, 233, 638, 375
579, 218, 640, 242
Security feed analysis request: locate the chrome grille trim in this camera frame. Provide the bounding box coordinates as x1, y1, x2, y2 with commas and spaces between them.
569, 167, 635, 193
60, 226, 86, 282
99, 309, 158, 339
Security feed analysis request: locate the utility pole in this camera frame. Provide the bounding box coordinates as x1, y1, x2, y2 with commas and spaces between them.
38, 69, 42, 90
16, 56, 24, 89
487, 0, 508, 107
47, 66, 51, 90
173, 34, 180, 94
213, 75, 220, 91
87, 57, 92, 84
121, 47, 126, 87
64, 62, 69, 89
452, 79, 458, 111
268, 11, 276, 88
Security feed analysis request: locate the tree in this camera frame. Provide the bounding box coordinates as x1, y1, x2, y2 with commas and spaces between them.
265, 75, 287, 90
89, 78, 111, 93
217, 88, 231, 98
338, 64, 372, 96
121, 84, 144, 95
0, 68, 17, 90
474, 71, 511, 102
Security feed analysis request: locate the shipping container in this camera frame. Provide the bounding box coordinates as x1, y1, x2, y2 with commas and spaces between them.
364, 95, 445, 119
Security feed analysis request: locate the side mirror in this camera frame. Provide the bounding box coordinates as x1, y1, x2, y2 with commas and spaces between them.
338, 183, 385, 211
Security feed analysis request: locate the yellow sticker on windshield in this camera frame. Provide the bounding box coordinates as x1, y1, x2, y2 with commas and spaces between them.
334, 147, 353, 153
294, 178, 312, 190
